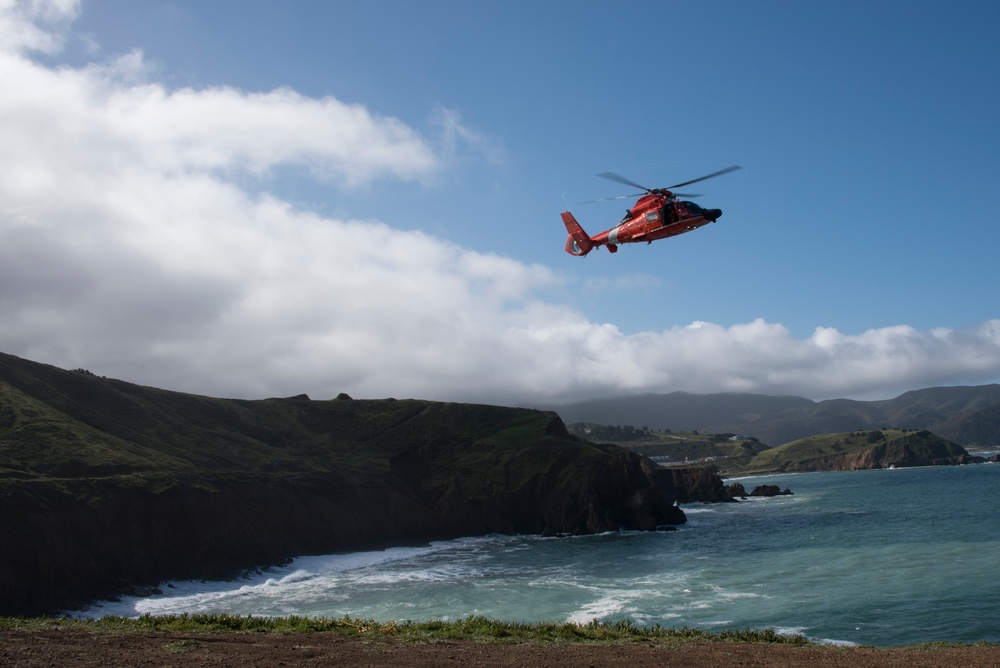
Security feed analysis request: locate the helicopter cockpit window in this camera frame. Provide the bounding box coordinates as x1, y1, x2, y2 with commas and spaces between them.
682, 201, 705, 214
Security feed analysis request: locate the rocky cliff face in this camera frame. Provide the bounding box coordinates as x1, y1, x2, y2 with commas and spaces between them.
795, 431, 970, 471
665, 466, 737, 503
0, 432, 703, 617
0, 353, 714, 616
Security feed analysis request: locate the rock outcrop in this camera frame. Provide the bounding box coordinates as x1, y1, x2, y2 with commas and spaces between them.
665, 466, 738, 503
748, 484, 792, 497
720, 481, 794, 499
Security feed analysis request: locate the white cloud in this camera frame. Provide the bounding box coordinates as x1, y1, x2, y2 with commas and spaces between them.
0, 50, 440, 191
2, 4, 1000, 406
432, 105, 507, 167
0, 0, 79, 56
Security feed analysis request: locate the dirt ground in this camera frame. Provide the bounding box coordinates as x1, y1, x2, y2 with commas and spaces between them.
2, 628, 999, 667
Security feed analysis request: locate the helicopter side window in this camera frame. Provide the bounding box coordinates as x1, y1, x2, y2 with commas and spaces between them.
645, 211, 659, 223
682, 201, 705, 215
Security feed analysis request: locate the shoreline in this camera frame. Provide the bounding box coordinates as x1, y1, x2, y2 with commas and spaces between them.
51, 467, 1000, 646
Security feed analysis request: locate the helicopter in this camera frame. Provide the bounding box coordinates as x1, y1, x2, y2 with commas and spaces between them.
562, 165, 741, 256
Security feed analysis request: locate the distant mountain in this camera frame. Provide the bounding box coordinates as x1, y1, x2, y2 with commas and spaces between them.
955, 404, 1000, 445
543, 386, 1000, 446
541, 392, 813, 434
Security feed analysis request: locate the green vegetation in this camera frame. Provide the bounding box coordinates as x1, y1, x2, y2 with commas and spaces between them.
0, 614, 811, 646
0, 348, 574, 486
0, 350, 668, 526
568, 423, 768, 470
731, 429, 969, 475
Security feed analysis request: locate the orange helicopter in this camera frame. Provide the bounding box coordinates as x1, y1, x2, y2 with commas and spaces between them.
562, 166, 741, 256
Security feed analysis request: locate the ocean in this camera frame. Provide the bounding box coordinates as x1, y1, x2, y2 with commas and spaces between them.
72, 463, 1000, 646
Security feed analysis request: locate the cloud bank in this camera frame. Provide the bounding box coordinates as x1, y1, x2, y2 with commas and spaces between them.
2, 1, 999, 405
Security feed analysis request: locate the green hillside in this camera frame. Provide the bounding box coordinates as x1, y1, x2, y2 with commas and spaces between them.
735, 429, 970, 475
0, 364, 561, 482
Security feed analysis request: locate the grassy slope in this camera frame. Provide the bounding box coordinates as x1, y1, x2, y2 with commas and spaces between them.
734, 429, 969, 475
0, 614, 810, 645
0, 351, 572, 483
0, 366, 615, 532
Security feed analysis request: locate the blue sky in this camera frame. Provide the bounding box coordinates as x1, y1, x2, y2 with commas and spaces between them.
2, 0, 999, 404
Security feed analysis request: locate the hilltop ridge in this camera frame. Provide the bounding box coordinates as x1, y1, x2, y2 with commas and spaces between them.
546, 386, 1000, 446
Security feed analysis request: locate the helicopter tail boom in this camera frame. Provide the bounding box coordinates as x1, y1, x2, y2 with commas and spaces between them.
561, 211, 595, 256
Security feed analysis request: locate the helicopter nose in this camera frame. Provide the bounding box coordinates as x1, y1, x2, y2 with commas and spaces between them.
707, 209, 722, 221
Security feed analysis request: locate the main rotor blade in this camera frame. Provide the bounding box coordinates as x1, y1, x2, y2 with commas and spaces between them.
668, 165, 742, 190
583, 192, 647, 203
596, 171, 652, 193
580, 191, 701, 204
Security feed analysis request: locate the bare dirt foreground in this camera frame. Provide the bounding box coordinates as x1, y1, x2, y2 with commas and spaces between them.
3, 628, 1000, 667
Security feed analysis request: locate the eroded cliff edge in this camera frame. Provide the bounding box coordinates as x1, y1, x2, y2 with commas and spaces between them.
0, 352, 718, 615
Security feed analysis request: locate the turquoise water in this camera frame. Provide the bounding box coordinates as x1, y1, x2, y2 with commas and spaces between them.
74, 464, 1000, 646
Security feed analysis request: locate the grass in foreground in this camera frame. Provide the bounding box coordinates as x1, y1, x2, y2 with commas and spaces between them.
0, 614, 810, 646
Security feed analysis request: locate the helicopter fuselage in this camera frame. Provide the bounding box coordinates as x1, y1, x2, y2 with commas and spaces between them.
563, 192, 723, 256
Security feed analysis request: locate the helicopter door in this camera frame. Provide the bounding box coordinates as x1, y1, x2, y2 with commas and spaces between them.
666, 203, 682, 223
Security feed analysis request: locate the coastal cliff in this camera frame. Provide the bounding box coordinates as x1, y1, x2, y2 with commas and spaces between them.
0, 352, 708, 616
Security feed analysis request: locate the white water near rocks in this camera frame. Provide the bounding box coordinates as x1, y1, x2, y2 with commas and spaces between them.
73, 464, 1000, 646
